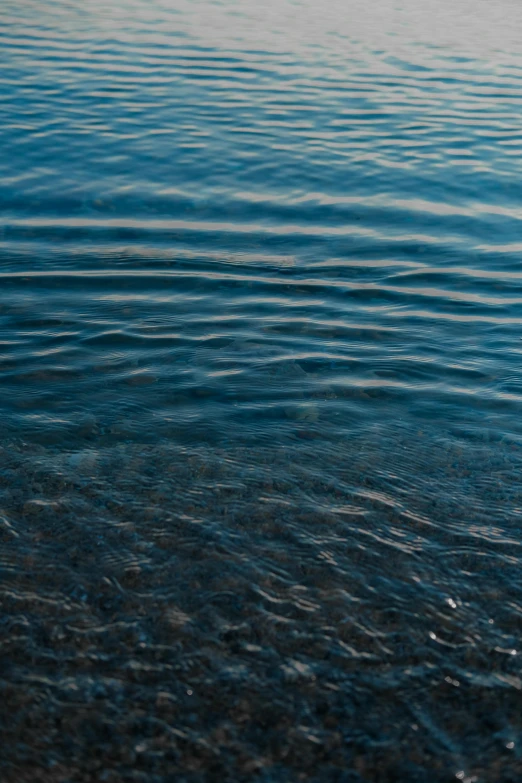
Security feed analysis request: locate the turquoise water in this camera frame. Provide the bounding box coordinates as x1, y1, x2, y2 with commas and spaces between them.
1, 1, 522, 780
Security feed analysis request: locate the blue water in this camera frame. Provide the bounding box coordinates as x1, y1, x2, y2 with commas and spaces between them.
1, 1, 522, 780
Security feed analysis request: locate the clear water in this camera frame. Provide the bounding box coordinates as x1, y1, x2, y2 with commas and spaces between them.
1, 1, 522, 780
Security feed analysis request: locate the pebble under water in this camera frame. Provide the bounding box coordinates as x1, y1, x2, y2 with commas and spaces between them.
1, 1, 522, 781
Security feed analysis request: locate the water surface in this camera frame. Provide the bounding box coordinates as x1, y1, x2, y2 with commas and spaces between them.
1, 1, 522, 780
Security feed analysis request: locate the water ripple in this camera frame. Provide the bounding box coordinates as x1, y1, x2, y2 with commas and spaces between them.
1, 0, 522, 780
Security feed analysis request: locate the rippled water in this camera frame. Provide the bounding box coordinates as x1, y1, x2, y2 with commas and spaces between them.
1, 1, 522, 780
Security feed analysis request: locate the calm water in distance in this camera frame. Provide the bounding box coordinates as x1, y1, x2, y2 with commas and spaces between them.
1, 1, 522, 780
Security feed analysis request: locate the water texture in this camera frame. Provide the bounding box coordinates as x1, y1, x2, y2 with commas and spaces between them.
1, 1, 522, 780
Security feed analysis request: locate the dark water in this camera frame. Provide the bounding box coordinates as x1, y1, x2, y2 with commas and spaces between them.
1, 1, 522, 780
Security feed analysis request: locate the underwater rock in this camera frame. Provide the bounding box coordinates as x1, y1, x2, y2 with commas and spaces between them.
285, 403, 319, 422
68, 450, 99, 474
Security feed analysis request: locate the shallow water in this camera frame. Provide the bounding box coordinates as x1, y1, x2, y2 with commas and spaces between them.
1, 1, 522, 780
